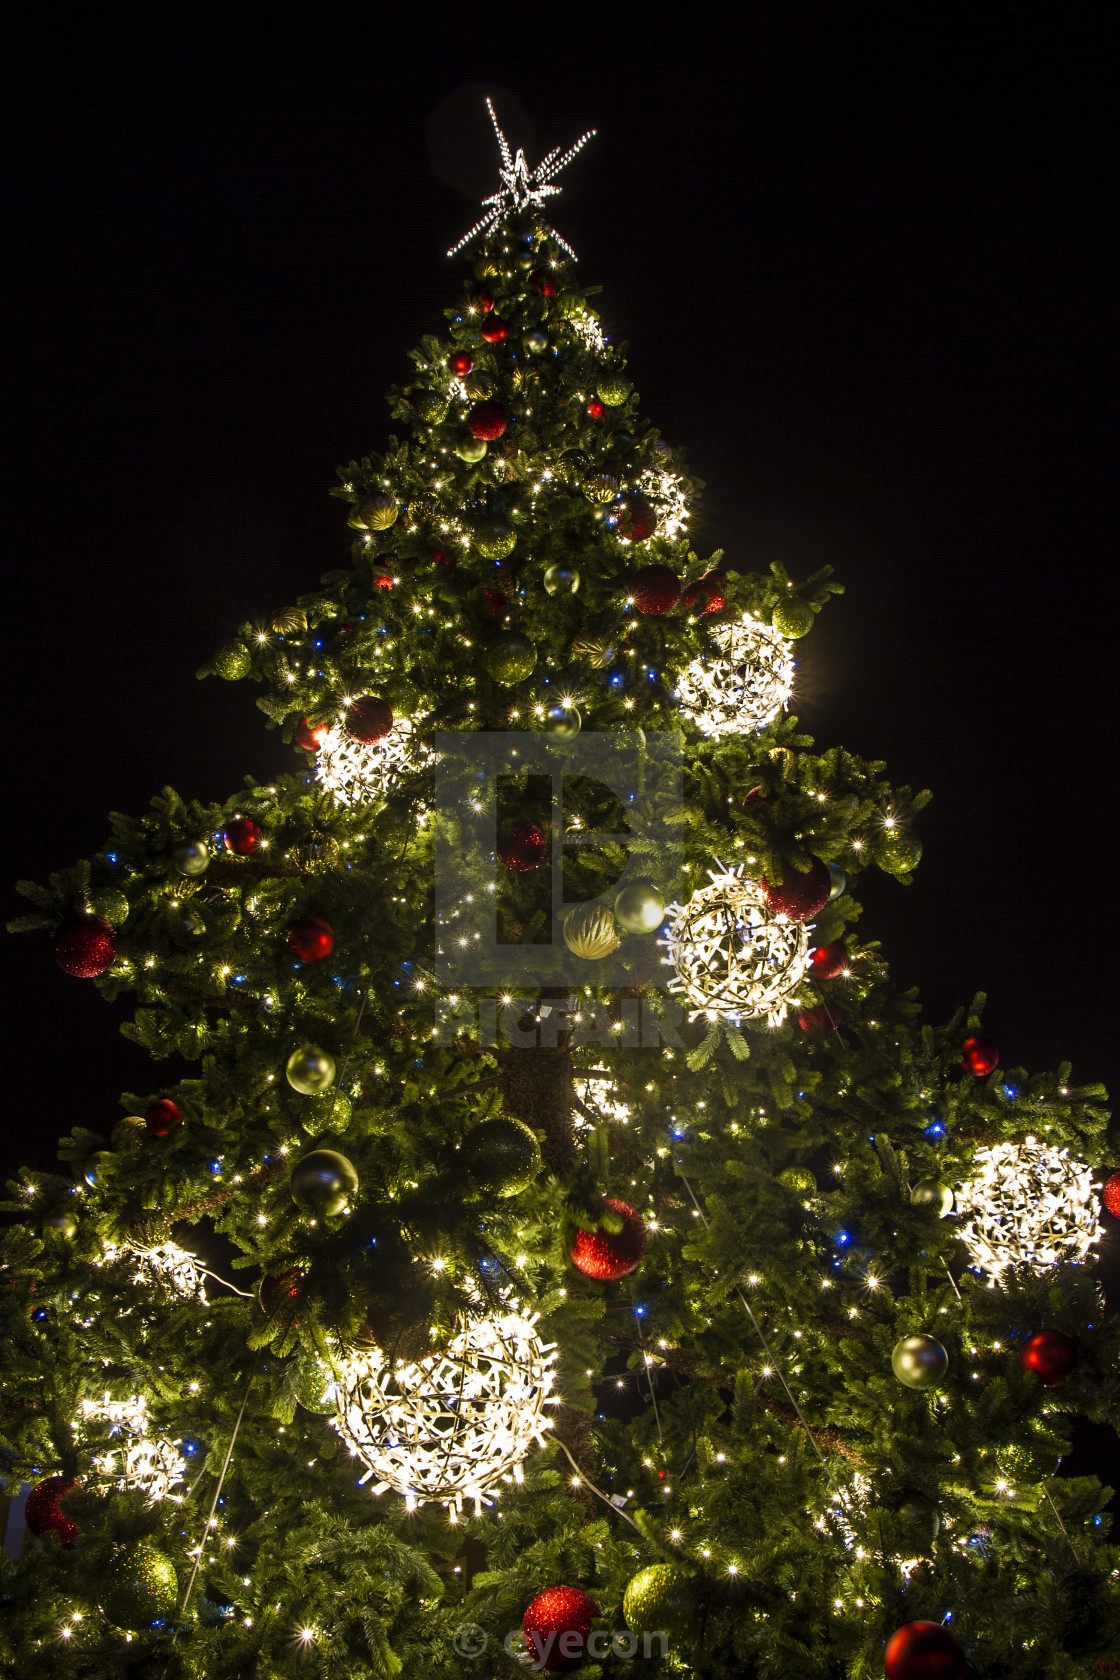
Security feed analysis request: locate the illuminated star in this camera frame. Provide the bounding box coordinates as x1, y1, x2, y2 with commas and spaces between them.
448, 98, 595, 261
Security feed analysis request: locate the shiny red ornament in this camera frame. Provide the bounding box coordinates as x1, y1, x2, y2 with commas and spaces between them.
288, 915, 335, 963
145, 1099, 183, 1138
449, 350, 473, 375
762, 858, 832, 922
961, 1035, 999, 1077
26, 1477, 80, 1546
884, 1621, 966, 1680
53, 915, 117, 978
798, 1001, 842, 1034
1103, 1173, 1120, 1217
345, 696, 394, 744
1020, 1328, 1076, 1386
811, 941, 849, 979
258, 1268, 305, 1315
680, 571, 726, 614
223, 817, 262, 856
522, 1586, 599, 1672
586, 399, 605, 418
530, 270, 557, 296
498, 821, 547, 872
570, 1197, 648, 1281
373, 570, 396, 591
467, 400, 508, 440
620, 494, 658, 542
481, 317, 508, 343
470, 289, 494, 314
632, 565, 681, 615
295, 717, 328, 751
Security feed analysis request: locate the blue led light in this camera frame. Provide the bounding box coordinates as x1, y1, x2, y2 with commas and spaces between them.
672, 1127, 685, 1138
634, 1306, 645, 1317
925, 1122, 945, 1138
836, 1231, 850, 1245
1001, 1083, 1019, 1100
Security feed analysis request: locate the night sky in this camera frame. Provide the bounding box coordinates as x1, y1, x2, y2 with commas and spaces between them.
2, 15, 1116, 1456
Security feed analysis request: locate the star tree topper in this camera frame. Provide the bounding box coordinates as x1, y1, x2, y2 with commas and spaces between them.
448, 98, 596, 261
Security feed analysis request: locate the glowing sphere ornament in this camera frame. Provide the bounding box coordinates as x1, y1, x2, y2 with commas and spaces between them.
631, 564, 680, 614
623, 1564, 698, 1641
539, 701, 581, 742
81, 1393, 187, 1503
347, 492, 398, 532
884, 1621, 967, 1680
1020, 1328, 1076, 1386
797, 1001, 841, 1034
290, 1148, 358, 1217
455, 436, 487, 462
662, 865, 810, 1025
486, 631, 537, 684
222, 816, 262, 855
570, 1198, 647, 1280
891, 1335, 949, 1390
53, 915, 117, 978
295, 716, 328, 751
213, 639, 251, 679
316, 715, 435, 807
772, 598, 814, 638
674, 613, 795, 738
332, 1311, 557, 1513
286, 1043, 336, 1095
523, 1586, 599, 1671
25, 1477, 80, 1545
680, 571, 725, 615
292, 1351, 339, 1414
810, 940, 848, 979
467, 399, 507, 439
543, 561, 580, 595
462, 1116, 541, 1196
480, 316, 508, 343
956, 1141, 1099, 1281
498, 820, 547, 871
103, 1542, 178, 1632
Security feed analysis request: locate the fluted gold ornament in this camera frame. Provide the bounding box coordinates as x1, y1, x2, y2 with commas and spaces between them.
563, 902, 620, 960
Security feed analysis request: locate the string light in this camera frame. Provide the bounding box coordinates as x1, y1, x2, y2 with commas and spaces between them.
956, 1140, 1099, 1281
447, 97, 595, 260
662, 865, 809, 1025
674, 614, 794, 738
316, 718, 436, 808
80, 1394, 187, 1502
97, 1240, 206, 1301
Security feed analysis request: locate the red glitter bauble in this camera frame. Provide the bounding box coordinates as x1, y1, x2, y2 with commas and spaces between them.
522, 1586, 599, 1672
586, 399, 605, 418
471, 289, 494, 314
811, 941, 849, 980
481, 317, 508, 343
1104, 1173, 1120, 1217
961, 1035, 999, 1077
373, 570, 396, 591
798, 1001, 842, 1034
345, 696, 394, 744
680, 571, 726, 615
449, 351, 473, 375
223, 817, 262, 856
761, 858, 831, 922
258, 1268, 305, 1315
53, 916, 117, 978
145, 1099, 183, 1139
620, 494, 658, 542
530, 270, 557, 296
288, 916, 335, 963
570, 1198, 648, 1281
468, 400, 508, 440
498, 821, 547, 872
1020, 1328, 1076, 1386
25, 1477, 80, 1546
884, 1621, 966, 1680
295, 717, 328, 751
632, 565, 681, 615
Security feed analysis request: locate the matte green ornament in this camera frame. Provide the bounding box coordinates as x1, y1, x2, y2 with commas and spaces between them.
543, 562, 580, 596
462, 1116, 541, 1196
614, 881, 665, 934
42, 1208, 78, 1240
910, 1178, 953, 1217
772, 598, 815, 638
474, 521, 517, 560
623, 1564, 698, 1639
290, 1148, 359, 1217
89, 887, 129, 927
892, 1334, 949, 1390
454, 436, 488, 462
301, 1088, 353, 1136
485, 632, 536, 685
777, 1166, 817, 1195
111, 1116, 149, 1151
214, 640, 252, 680
878, 829, 923, 874
291, 1350, 339, 1414
286, 1044, 336, 1096
563, 902, 621, 959
539, 702, 581, 742
103, 1541, 178, 1631
415, 392, 448, 423
596, 375, 630, 406
172, 839, 210, 877
897, 1498, 941, 1547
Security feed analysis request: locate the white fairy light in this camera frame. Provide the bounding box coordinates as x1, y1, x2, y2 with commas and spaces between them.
956, 1141, 1099, 1282
638, 465, 690, 540
80, 1393, 187, 1503
448, 97, 595, 259
316, 718, 436, 809
333, 1312, 557, 1514
573, 1074, 632, 1129
98, 1240, 206, 1301
661, 865, 809, 1026
674, 614, 794, 738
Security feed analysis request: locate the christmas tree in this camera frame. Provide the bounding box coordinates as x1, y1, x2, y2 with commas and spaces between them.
3, 100, 1118, 1679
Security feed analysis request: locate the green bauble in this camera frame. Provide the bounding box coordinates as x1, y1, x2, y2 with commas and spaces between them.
485, 633, 537, 685
543, 562, 580, 596
82, 1151, 115, 1188
772, 599, 815, 638
172, 839, 210, 877
474, 521, 517, 560
596, 375, 630, 406
415, 392, 448, 423
777, 1166, 817, 1195
454, 436, 487, 462
623, 1564, 698, 1639
286, 1044, 336, 1096
563, 902, 620, 960
613, 881, 665, 934
538, 702, 581, 742
111, 1116, 149, 1151
910, 1178, 953, 1217
42, 1208, 78, 1240
892, 1334, 949, 1390
462, 1116, 541, 1196
878, 830, 923, 874
103, 1542, 178, 1631
290, 1149, 359, 1217
291, 1350, 339, 1414
301, 1088, 353, 1136
348, 492, 398, 531
90, 888, 129, 927
214, 640, 252, 680
897, 1498, 941, 1548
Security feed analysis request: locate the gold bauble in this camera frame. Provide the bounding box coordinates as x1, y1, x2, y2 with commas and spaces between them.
891, 1334, 949, 1390
563, 902, 621, 960
464, 371, 494, 400
348, 492, 398, 532
585, 473, 619, 504
572, 637, 618, 670
112, 1116, 149, 1151
286, 1044, 337, 1096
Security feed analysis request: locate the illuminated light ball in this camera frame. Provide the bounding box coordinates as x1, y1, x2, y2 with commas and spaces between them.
675, 615, 795, 738
461, 1116, 542, 1197
632, 564, 681, 615
586, 398, 605, 418
614, 880, 666, 934
103, 1541, 178, 1632
448, 350, 473, 375
213, 639, 251, 679
762, 858, 832, 922
258, 1267, 304, 1315
347, 492, 398, 532
90, 887, 129, 927
470, 288, 494, 313
910, 1179, 954, 1217
570, 1197, 648, 1281
286, 1043, 336, 1095
42, 1207, 78, 1240
530, 269, 556, 295
467, 399, 507, 439
1103, 1172, 1120, 1217
539, 702, 581, 743
497, 821, 547, 872
797, 1001, 841, 1034
474, 520, 517, 560
222, 816, 262, 856
810, 940, 848, 979
25, 1477, 80, 1546
884, 1620, 966, 1680
772, 598, 815, 638
663, 865, 809, 1026
523, 1587, 599, 1672
289, 1148, 358, 1217
295, 716, 328, 751
454, 435, 488, 462
543, 562, 580, 595
1020, 1328, 1076, 1387
172, 838, 210, 877
562, 902, 620, 960
623, 1564, 698, 1641
145, 1099, 183, 1139
828, 864, 847, 900
345, 695, 394, 744
961, 1035, 999, 1076
485, 631, 537, 685
596, 376, 630, 406
287, 915, 335, 963
481, 316, 508, 343
680, 571, 726, 615
619, 494, 658, 542
777, 1166, 816, 1194
53, 915, 117, 978
891, 1335, 949, 1390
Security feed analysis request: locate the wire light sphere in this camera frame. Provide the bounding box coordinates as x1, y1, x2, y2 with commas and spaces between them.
573, 1073, 633, 1129
80, 1394, 187, 1503
333, 1312, 558, 1515
97, 1240, 206, 1301
674, 613, 795, 738
661, 866, 810, 1026
956, 1140, 1100, 1283
316, 717, 436, 809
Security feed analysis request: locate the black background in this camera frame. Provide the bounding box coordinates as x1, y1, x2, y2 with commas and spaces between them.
1, 10, 1116, 1463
